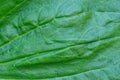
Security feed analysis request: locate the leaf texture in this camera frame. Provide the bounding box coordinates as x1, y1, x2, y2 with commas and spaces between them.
0, 0, 120, 79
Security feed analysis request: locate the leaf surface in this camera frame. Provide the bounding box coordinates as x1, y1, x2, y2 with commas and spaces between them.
0, 0, 120, 79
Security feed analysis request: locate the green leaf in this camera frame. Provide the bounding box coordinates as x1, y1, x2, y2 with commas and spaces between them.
0, 0, 120, 79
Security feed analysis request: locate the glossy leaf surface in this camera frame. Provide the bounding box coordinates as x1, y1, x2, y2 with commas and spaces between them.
0, 0, 120, 79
